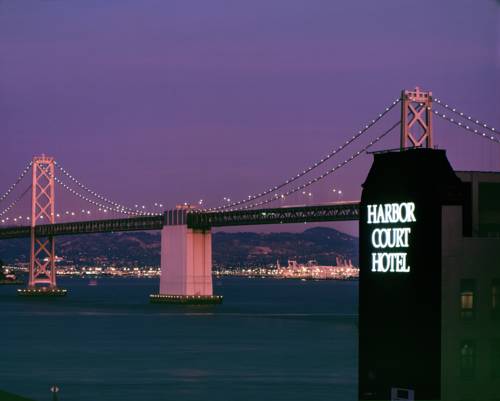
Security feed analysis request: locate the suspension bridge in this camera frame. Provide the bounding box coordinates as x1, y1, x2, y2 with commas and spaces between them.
0, 87, 497, 302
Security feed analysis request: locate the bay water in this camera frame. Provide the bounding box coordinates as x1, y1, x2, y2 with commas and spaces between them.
0, 277, 358, 401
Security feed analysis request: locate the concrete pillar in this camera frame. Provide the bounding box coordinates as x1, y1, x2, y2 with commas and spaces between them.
156, 224, 216, 301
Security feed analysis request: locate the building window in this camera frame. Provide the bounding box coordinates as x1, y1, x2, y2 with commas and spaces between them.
492, 279, 500, 320
460, 340, 476, 378
492, 339, 500, 379
460, 279, 476, 319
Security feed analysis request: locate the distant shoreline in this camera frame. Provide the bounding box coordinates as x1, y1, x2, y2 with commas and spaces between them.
0, 280, 23, 285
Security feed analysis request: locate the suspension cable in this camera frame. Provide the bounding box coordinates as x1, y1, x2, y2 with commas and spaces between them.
232, 121, 400, 211
0, 161, 33, 204
433, 109, 500, 144
207, 97, 401, 211
434, 99, 498, 136
0, 184, 32, 218
54, 161, 144, 213
54, 176, 160, 216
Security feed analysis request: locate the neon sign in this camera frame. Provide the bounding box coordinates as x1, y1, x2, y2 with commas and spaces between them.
367, 202, 416, 273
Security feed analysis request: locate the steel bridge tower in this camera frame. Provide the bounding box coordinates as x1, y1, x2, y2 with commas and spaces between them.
21, 155, 65, 295
401, 87, 433, 149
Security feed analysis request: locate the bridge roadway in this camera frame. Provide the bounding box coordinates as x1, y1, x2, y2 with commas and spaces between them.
0, 202, 360, 240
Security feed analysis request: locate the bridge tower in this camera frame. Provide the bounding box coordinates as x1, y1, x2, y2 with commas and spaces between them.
400, 87, 433, 149
19, 155, 66, 296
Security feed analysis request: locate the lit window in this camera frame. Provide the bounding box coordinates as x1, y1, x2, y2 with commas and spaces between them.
460, 340, 476, 378
460, 279, 476, 319
492, 279, 500, 320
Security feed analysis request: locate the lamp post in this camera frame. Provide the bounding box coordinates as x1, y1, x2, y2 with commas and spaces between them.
50, 385, 59, 401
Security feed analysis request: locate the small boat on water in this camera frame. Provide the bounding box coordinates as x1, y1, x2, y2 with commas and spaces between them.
88, 279, 98, 286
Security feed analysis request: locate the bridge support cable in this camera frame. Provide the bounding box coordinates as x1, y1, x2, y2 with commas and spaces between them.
207, 98, 401, 212
234, 121, 401, 210
434, 98, 498, 136
433, 109, 500, 144
0, 161, 33, 204
0, 184, 32, 220
54, 161, 151, 215
54, 176, 158, 217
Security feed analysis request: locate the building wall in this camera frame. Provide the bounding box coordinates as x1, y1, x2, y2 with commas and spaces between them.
456, 171, 500, 237
441, 206, 500, 401
358, 149, 464, 401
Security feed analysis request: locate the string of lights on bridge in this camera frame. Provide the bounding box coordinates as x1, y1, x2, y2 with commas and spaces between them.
54, 176, 161, 217
433, 99, 498, 136
207, 97, 402, 212
0, 162, 165, 223
54, 161, 151, 214
0, 161, 32, 204
0, 185, 32, 219
233, 121, 400, 211
0, 197, 25, 219
0, 209, 129, 225
2, 94, 500, 224
432, 109, 500, 144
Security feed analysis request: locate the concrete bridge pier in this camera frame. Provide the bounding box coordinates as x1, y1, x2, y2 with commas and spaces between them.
150, 210, 222, 304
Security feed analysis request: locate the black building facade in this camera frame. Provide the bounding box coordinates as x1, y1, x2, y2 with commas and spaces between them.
359, 149, 463, 401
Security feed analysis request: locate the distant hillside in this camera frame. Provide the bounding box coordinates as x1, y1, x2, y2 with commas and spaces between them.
213, 227, 358, 266
0, 227, 358, 267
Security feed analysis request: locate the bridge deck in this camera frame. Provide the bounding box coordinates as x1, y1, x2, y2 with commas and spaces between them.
0, 203, 360, 239
189, 202, 360, 228
0, 215, 164, 240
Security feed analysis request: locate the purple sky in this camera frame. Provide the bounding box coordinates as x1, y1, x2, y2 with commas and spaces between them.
1, 0, 499, 234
